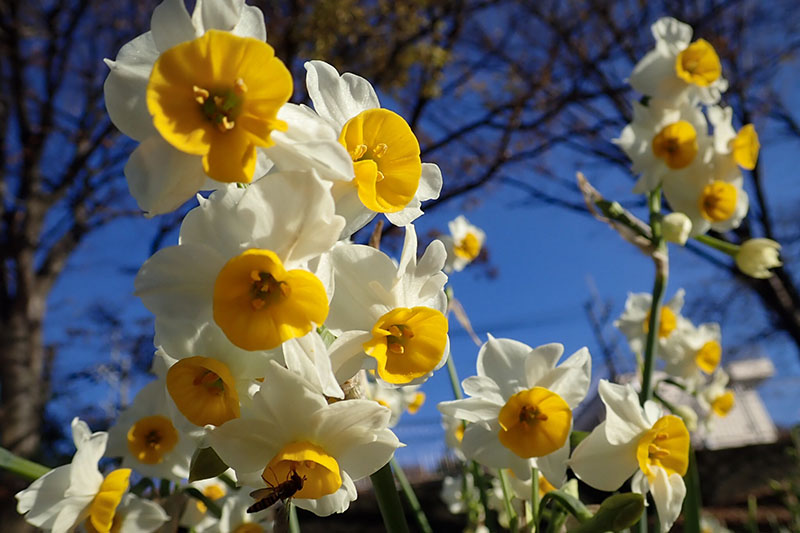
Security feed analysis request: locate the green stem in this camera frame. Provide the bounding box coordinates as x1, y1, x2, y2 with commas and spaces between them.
530, 467, 539, 533
694, 234, 740, 256
288, 502, 301, 533
370, 461, 410, 533
471, 461, 499, 532
390, 458, 433, 533
183, 487, 222, 518
681, 449, 702, 533
0, 447, 50, 480
499, 469, 519, 533
446, 355, 463, 400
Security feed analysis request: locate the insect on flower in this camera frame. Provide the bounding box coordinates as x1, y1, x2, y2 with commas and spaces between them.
247, 469, 305, 513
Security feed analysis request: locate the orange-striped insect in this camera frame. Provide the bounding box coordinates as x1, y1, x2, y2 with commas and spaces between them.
247, 470, 305, 514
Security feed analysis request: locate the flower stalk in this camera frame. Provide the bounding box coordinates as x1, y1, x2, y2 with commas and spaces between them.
390, 458, 433, 533
370, 461, 410, 533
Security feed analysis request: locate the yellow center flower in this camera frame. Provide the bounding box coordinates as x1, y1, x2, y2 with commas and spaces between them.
497, 387, 572, 458
407, 391, 426, 414
731, 124, 759, 170
264, 441, 341, 500
698, 181, 737, 222
695, 340, 721, 374
196, 484, 226, 513
146, 30, 292, 183
454, 232, 482, 261
338, 108, 422, 213
166, 356, 240, 426
675, 39, 722, 87
538, 473, 556, 498
86, 468, 131, 533
234, 524, 264, 533
651, 121, 698, 169
362, 307, 449, 384
711, 390, 735, 417
126, 415, 179, 464
643, 306, 677, 339
213, 249, 329, 351
635, 415, 689, 482
454, 424, 465, 443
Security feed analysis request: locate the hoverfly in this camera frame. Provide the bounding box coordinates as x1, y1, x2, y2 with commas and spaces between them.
247, 470, 305, 514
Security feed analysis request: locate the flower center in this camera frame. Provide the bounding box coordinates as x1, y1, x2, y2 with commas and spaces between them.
695, 340, 721, 374
166, 356, 240, 426
86, 468, 131, 533
675, 39, 722, 87
711, 390, 735, 417
643, 306, 677, 339
193, 78, 247, 133
126, 415, 179, 464
339, 108, 422, 213
264, 441, 341, 500
407, 391, 426, 414
196, 483, 227, 513
497, 387, 572, 458
651, 120, 698, 169
454, 232, 481, 261
635, 415, 690, 482
698, 181, 737, 222
731, 124, 759, 170
362, 307, 449, 384
213, 249, 328, 351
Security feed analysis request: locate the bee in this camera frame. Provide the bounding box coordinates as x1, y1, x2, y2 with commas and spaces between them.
247, 470, 305, 514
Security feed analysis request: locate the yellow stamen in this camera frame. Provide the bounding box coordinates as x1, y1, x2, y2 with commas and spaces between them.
193, 85, 210, 104
126, 415, 179, 464
636, 415, 690, 482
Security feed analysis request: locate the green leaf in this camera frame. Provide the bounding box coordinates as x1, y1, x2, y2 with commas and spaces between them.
317, 325, 337, 347
0, 447, 50, 480
189, 447, 229, 482
567, 493, 645, 533
570, 431, 590, 449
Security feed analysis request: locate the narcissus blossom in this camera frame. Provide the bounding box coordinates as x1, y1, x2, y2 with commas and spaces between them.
614, 290, 690, 360
569, 381, 690, 533
663, 322, 722, 390
698, 370, 735, 420
325, 225, 449, 386
629, 17, 728, 104
135, 171, 344, 352
104, 0, 288, 215
297, 60, 443, 237
210, 491, 274, 533
16, 419, 132, 533
438, 337, 591, 484
736, 238, 782, 279
208, 362, 401, 516
180, 475, 232, 531
708, 105, 760, 171
441, 215, 486, 273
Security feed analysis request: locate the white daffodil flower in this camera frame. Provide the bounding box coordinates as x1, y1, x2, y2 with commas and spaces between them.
16, 418, 132, 533
180, 475, 232, 532
614, 98, 712, 195
440, 215, 486, 273
135, 171, 344, 353
441, 413, 467, 460
296, 60, 443, 237
736, 238, 782, 279
663, 322, 722, 391
614, 290, 690, 360
440, 473, 479, 515
697, 370, 735, 422
208, 362, 401, 516
106, 378, 202, 480
569, 381, 690, 533
111, 493, 170, 533
707, 105, 760, 172
104, 0, 289, 215
282, 331, 345, 400
207, 491, 274, 533
325, 224, 449, 386
365, 381, 425, 427
438, 337, 591, 484
629, 17, 728, 105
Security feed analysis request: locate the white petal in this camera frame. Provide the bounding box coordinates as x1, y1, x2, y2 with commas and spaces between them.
461, 421, 527, 475
461, 376, 504, 404
230, 4, 268, 40
207, 418, 282, 475
650, 468, 687, 533
328, 330, 372, 383
178, 184, 247, 255
598, 380, 650, 445
336, 429, 400, 481
537, 347, 591, 408
252, 362, 329, 430
477, 337, 531, 397
295, 472, 357, 516
417, 163, 443, 202
568, 422, 639, 491
437, 397, 501, 424
305, 61, 380, 128
150, 0, 200, 52
51, 496, 93, 533
284, 333, 343, 399
103, 32, 158, 142
117, 494, 171, 533
16, 466, 71, 528
331, 181, 376, 238
385, 202, 423, 226
124, 136, 208, 216
536, 437, 570, 487
194, 0, 242, 33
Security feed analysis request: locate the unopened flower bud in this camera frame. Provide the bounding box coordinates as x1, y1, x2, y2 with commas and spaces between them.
673, 405, 698, 432
662, 212, 692, 245
736, 238, 782, 279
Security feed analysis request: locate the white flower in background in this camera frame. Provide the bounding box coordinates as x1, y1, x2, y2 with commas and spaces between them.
365, 381, 425, 426
615, 98, 711, 195
16, 418, 132, 533
569, 381, 690, 533
440, 473, 479, 515
208, 491, 274, 533
325, 225, 449, 386
700, 513, 732, 533
708, 105, 760, 171
441, 413, 466, 460
297, 60, 443, 237
180, 476, 232, 532
441, 215, 486, 273
698, 370, 735, 420
135, 171, 344, 352
614, 290, 690, 360
110, 493, 170, 533
663, 322, 722, 390
629, 17, 728, 104
106, 377, 202, 480
672, 405, 699, 433
104, 0, 289, 216
208, 362, 401, 516
661, 153, 749, 237
281, 331, 345, 400
438, 337, 591, 484
736, 238, 782, 279
662, 212, 692, 245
